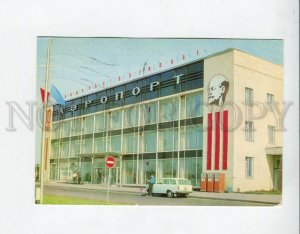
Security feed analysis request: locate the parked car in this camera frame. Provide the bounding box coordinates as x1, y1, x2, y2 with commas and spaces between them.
152, 178, 193, 198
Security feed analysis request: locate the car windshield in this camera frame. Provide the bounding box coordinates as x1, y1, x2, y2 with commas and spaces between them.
178, 179, 191, 185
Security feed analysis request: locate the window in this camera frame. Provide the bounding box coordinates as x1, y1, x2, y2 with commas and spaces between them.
186, 92, 203, 118
245, 157, 254, 177
62, 121, 71, 137
60, 142, 70, 158
108, 110, 122, 130
70, 140, 81, 157
268, 125, 275, 144
159, 98, 179, 122
94, 137, 106, 152
183, 124, 203, 150
141, 102, 157, 125
267, 93, 274, 111
82, 115, 94, 134
245, 88, 253, 105
51, 142, 60, 158
71, 118, 82, 136
95, 114, 107, 132
82, 138, 93, 153
141, 131, 157, 153
123, 133, 138, 153
124, 106, 139, 128
245, 121, 254, 141
108, 135, 121, 153
52, 123, 61, 139
159, 128, 178, 151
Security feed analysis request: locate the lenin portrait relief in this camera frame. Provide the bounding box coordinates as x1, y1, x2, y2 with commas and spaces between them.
208, 74, 229, 106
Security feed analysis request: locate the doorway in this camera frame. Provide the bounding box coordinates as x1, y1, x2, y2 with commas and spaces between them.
93, 167, 120, 186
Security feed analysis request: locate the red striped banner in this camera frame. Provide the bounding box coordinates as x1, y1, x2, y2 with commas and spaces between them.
222, 110, 228, 170
207, 113, 212, 170
214, 112, 220, 170
207, 110, 228, 171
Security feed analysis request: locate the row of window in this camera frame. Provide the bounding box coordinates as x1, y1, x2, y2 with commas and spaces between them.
245, 121, 275, 144
51, 125, 203, 158
51, 92, 203, 138
245, 87, 274, 111
52, 61, 204, 121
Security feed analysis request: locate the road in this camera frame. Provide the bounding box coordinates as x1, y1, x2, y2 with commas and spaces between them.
44, 185, 271, 206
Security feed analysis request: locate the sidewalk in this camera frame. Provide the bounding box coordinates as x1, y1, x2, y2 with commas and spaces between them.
44, 182, 282, 205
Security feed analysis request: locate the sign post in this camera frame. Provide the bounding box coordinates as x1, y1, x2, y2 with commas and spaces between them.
105, 156, 116, 203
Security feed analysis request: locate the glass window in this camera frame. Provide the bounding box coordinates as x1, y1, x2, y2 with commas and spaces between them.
245, 88, 253, 106
82, 138, 93, 153
51, 142, 59, 158
245, 121, 254, 141
60, 142, 69, 158
186, 92, 203, 118
94, 137, 106, 153
138, 159, 156, 184
58, 162, 69, 181
71, 118, 82, 136
108, 135, 121, 153
123, 133, 138, 153
141, 102, 157, 125
268, 125, 275, 144
52, 123, 61, 139
70, 140, 81, 157
159, 98, 179, 122
159, 128, 178, 151
157, 158, 177, 179
108, 110, 122, 130
122, 159, 137, 184
184, 125, 203, 150
124, 106, 139, 128
184, 157, 197, 186
140, 131, 157, 153
267, 93, 274, 111
95, 113, 107, 132
62, 120, 71, 137
82, 115, 94, 134
245, 157, 254, 177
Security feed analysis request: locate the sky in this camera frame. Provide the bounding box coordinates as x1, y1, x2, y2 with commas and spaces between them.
37, 38, 283, 102
35, 38, 283, 163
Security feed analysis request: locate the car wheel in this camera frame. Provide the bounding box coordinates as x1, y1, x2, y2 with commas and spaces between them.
167, 190, 174, 198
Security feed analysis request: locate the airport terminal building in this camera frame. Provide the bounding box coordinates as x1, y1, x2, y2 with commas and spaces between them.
43, 48, 283, 192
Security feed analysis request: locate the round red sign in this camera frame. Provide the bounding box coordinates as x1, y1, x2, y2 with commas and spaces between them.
106, 156, 116, 168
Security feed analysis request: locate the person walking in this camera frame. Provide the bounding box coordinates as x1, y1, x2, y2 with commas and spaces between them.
148, 175, 156, 196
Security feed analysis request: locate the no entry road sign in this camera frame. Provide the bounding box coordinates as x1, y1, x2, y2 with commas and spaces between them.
106, 156, 116, 168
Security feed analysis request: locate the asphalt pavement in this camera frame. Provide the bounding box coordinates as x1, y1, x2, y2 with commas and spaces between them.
43, 182, 282, 205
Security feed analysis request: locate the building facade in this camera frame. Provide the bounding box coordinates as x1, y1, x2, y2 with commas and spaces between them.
43, 49, 283, 192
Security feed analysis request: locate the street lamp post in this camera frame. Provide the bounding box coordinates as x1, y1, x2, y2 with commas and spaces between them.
39, 38, 54, 204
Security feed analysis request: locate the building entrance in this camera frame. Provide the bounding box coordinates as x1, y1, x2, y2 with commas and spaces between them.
93, 167, 120, 186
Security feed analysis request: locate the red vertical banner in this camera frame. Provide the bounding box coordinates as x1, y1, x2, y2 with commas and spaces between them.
159, 62, 162, 69
215, 112, 220, 170
222, 110, 228, 170
148, 66, 151, 72
129, 73, 131, 78
207, 113, 213, 170
171, 59, 174, 64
